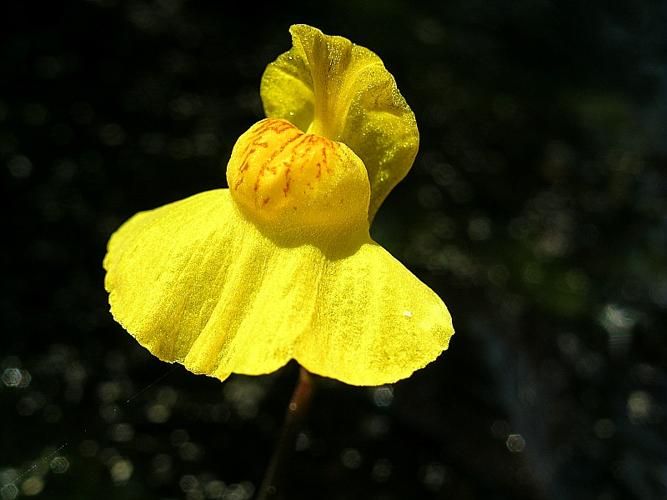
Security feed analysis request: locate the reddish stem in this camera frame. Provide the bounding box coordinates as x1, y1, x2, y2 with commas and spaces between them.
257, 367, 315, 500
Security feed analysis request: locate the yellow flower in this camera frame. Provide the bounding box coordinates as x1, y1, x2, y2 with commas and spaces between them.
103, 24, 454, 386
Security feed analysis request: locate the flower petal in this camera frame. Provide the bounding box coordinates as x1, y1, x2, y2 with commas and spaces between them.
261, 24, 419, 220
104, 189, 324, 380
104, 189, 453, 386
295, 241, 454, 386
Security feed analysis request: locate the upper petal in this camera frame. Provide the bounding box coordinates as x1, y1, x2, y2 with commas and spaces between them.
261, 24, 419, 220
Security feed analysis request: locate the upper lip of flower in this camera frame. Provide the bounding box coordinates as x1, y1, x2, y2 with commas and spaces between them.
261, 24, 420, 222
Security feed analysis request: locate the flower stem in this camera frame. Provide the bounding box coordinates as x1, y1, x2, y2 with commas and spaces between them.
257, 367, 315, 500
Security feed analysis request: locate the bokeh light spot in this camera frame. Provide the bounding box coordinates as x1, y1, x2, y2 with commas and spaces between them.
506, 434, 526, 453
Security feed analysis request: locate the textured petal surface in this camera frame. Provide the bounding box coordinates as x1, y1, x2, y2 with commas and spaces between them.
296, 243, 453, 386
104, 189, 453, 385
225, 118, 370, 234
261, 24, 419, 220
104, 189, 321, 380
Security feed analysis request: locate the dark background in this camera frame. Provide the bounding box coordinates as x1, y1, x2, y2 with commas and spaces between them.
2, 1, 666, 499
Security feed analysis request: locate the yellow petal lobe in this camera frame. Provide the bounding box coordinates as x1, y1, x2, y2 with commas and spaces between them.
104, 190, 323, 379
296, 242, 453, 386
104, 186, 453, 385
261, 24, 419, 220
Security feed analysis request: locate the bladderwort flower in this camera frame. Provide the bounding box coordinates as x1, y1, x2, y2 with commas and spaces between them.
103, 24, 454, 387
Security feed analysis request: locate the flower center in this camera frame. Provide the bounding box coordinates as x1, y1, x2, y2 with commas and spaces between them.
226, 118, 370, 233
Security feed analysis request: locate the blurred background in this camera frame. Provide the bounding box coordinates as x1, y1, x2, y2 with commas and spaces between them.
2, 1, 666, 499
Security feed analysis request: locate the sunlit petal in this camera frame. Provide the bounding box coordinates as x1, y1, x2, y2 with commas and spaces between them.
261, 24, 419, 220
